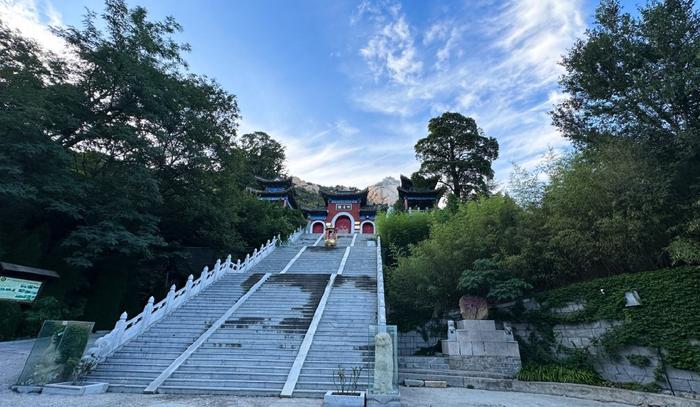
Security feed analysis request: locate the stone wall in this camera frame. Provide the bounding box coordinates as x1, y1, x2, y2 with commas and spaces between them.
397, 330, 443, 356
510, 320, 700, 395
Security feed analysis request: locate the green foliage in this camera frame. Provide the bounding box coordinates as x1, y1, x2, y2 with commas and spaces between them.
458, 259, 531, 302
375, 210, 433, 267
667, 199, 700, 265
530, 267, 700, 373
20, 297, 74, 337
627, 355, 652, 368
0, 302, 23, 340
415, 112, 499, 200
517, 363, 606, 386
0, 2, 304, 339
553, 0, 700, 268
387, 195, 525, 329
239, 131, 286, 180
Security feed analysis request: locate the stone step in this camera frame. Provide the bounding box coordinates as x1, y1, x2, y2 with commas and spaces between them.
163, 378, 286, 390
157, 385, 280, 396
399, 368, 509, 380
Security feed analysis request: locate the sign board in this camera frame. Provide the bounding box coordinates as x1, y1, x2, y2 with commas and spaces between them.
0, 276, 42, 302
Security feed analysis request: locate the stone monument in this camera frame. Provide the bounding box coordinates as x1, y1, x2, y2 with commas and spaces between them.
373, 332, 394, 393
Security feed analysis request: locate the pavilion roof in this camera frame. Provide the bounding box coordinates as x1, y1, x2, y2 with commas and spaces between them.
397, 186, 446, 200
302, 207, 328, 216
247, 186, 297, 209
321, 189, 368, 206
254, 176, 293, 189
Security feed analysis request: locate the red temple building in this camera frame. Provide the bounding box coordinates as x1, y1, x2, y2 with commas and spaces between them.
247, 176, 297, 209
303, 189, 377, 234
397, 174, 445, 210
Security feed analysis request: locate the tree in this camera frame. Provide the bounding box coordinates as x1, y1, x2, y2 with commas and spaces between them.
415, 112, 498, 201
553, 0, 700, 216
0, 1, 305, 336
458, 259, 531, 303
239, 131, 286, 179
387, 195, 523, 328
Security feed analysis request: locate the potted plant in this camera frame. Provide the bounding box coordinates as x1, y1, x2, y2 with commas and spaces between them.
42, 355, 108, 395
323, 365, 365, 407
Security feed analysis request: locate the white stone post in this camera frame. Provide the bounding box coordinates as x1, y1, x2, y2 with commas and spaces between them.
213, 259, 221, 278
225, 255, 232, 271
244, 254, 250, 271
113, 311, 128, 346
198, 266, 208, 293
236, 259, 241, 273
140, 297, 155, 332
184, 274, 194, 299
164, 284, 176, 313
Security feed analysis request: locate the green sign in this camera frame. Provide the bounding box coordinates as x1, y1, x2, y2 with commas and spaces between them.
0, 276, 42, 302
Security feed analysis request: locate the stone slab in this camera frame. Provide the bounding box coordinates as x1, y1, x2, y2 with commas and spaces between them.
456, 320, 495, 330
441, 340, 459, 355
403, 379, 424, 387
366, 393, 401, 407
424, 380, 447, 388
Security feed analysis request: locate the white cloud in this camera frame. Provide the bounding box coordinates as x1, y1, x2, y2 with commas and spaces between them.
359, 4, 422, 84
349, 0, 585, 184
0, 0, 67, 55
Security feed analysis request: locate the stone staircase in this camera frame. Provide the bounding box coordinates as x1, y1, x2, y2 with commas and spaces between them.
398, 356, 510, 387
88, 232, 382, 397
89, 272, 265, 392
159, 273, 330, 395
294, 235, 378, 397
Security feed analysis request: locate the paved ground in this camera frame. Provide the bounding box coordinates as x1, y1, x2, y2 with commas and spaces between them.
399, 387, 632, 407
0, 339, 634, 407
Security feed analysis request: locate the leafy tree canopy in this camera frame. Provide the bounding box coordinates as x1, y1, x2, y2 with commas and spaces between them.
415, 112, 498, 201
239, 131, 286, 180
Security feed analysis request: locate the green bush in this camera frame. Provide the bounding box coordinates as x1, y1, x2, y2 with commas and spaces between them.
0, 302, 23, 340
376, 210, 433, 267
20, 296, 71, 337
386, 195, 525, 329
517, 363, 605, 386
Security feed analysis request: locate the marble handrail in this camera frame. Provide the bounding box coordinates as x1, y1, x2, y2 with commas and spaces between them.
86, 227, 303, 361
376, 236, 387, 327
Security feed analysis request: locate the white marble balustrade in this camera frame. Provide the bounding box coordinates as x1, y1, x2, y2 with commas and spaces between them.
86, 227, 303, 361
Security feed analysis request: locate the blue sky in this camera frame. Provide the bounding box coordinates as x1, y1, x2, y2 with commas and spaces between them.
2, 0, 643, 187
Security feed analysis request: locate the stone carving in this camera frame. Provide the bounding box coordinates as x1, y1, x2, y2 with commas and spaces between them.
373, 332, 394, 394
447, 320, 456, 341
459, 295, 489, 320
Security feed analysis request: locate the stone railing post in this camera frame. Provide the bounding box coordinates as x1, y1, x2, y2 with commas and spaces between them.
140, 297, 155, 332
164, 284, 176, 313
113, 311, 128, 346
213, 259, 222, 279
236, 259, 241, 272
376, 236, 387, 330
225, 255, 232, 271
184, 275, 194, 299
197, 266, 208, 293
